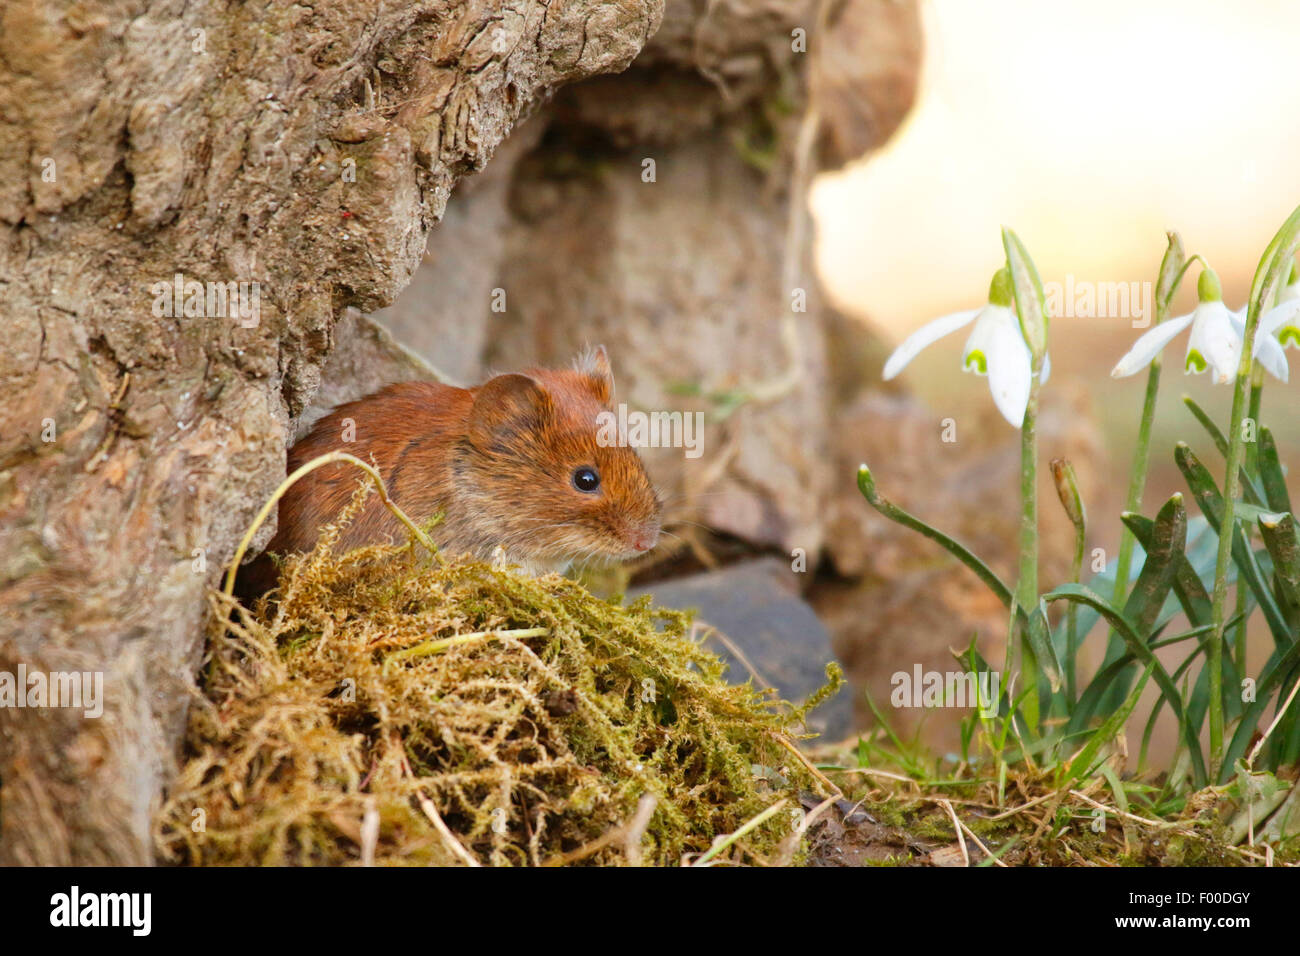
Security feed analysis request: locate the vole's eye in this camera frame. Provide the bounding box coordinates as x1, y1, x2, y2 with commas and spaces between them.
572, 466, 601, 493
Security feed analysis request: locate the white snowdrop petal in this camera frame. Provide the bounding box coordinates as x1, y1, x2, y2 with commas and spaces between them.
981, 312, 1033, 428
1110, 312, 1195, 378
961, 305, 1023, 373
882, 308, 981, 380
1259, 298, 1300, 340
1256, 331, 1291, 383
1188, 302, 1242, 384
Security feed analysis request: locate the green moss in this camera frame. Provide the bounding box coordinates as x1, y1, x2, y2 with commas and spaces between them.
156, 485, 837, 866
866, 799, 907, 828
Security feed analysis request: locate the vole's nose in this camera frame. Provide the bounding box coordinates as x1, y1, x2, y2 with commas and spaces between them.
631, 524, 659, 552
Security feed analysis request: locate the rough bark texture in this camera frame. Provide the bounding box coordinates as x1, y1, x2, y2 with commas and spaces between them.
0, 0, 662, 865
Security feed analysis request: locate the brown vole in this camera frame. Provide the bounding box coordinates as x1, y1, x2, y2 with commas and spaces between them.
244, 346, 662, 589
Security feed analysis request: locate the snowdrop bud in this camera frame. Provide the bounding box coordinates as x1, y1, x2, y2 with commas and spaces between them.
1050, 458, 1086, 530
988, 267, 1014, 308
1197, 266, 1222, 303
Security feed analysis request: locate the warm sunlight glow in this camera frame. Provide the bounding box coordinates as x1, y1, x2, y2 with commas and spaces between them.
813, 0, 1300, 335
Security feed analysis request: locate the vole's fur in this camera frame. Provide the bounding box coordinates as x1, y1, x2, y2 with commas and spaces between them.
244, 347, 661, 590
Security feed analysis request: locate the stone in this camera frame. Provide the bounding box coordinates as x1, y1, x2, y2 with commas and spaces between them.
631, 557, 854, 740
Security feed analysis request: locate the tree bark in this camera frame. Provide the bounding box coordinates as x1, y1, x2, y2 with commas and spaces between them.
0, 0, 661, 865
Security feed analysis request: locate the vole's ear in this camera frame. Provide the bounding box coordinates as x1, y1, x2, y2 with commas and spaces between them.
575, 344, 614, 404
468, 373, 553, 448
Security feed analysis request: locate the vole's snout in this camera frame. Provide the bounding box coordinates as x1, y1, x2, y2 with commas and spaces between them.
629, 522, 659, 553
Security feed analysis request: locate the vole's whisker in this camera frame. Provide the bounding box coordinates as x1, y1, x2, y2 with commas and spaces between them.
662, 518, 718, 533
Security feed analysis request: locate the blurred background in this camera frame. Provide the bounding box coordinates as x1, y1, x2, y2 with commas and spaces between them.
344, 0, 1300, 755
814, 0, 1300, 479
808, 0, 1300, 755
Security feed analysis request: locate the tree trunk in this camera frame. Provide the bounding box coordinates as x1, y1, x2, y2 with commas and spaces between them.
0, 0, 661, 865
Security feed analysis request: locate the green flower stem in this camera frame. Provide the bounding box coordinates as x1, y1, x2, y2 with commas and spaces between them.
1066, 510, 1086, 703
999, 226, 1058, 713
1018, 369, 1042, 723
1234, 365, 1265, 679
1112, 355, 1162, 610
1247, 363, 1265, 473
1210, 362, 1252, 777
1111, 242, 1192, 620
1209, 203, 1300, 780
1066, 530, 1086, 702
1102, 318, 1165, 711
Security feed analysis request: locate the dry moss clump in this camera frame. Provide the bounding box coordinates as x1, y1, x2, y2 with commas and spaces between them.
155, 491, 837, 866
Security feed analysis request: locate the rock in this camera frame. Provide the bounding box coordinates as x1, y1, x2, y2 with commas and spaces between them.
812, 383, 1113, 752
486, 134, 834, 559
630, 557, 854, 740
293, 311, 450, 441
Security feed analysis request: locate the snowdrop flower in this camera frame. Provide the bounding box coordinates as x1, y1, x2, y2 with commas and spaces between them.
1258, 267, 1300, 354
1112, 267, 1288, 384
883, 268, 1048, 428
1232, 310, 1290, 384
